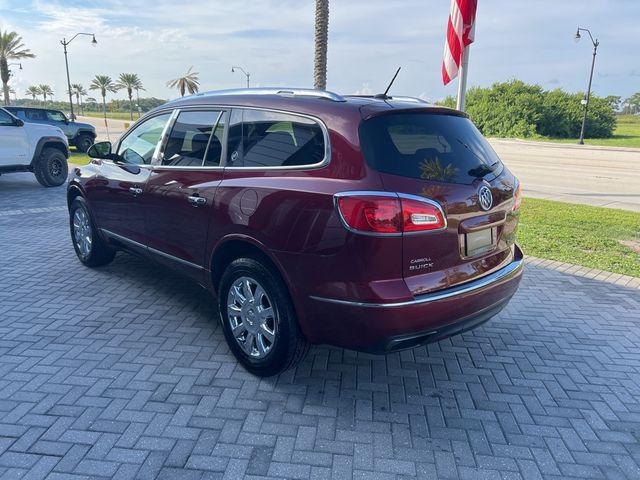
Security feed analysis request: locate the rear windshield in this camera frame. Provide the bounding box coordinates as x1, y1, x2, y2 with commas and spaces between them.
360, 113, 503, 184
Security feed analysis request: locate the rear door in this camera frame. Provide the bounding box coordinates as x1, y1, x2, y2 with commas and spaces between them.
143, 108, 227, 280
359, 111, 519, 294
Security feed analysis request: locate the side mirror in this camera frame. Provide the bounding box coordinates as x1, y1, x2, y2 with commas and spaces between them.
87, 141, 112, 159
14, 118, 24, 127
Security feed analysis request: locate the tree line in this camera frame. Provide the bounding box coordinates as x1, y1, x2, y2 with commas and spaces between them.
440, 80, 623, 139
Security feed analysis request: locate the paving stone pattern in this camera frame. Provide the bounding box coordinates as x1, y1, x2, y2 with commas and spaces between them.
1, 173, 640, 479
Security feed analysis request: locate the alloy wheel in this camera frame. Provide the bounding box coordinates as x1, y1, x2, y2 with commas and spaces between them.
72, 208, 92, 257
226, 276, 277, 358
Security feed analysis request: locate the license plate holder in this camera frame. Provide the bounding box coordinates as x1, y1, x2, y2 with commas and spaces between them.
465, 228, 494, 256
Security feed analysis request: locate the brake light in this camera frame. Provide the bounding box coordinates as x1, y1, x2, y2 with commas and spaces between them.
335, 193, 446, 234
512, 180, 522, 212
336, 195, 402, 233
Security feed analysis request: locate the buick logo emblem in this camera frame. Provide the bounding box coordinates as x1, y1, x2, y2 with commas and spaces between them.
478, 186, 493, 211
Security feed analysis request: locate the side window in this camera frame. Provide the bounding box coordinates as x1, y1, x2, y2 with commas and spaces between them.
0, 109, 14, 126
117, 113, 171, 165
46, 111, 67, 122
226, 109, 325, 168
162, 110, 225, 167
26, 110, 46, 121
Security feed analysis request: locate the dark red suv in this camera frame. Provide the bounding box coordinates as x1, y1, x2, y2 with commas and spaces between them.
67, 88, 523, 376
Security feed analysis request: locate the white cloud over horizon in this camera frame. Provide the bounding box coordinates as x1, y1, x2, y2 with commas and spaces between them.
2, 0, 638, 104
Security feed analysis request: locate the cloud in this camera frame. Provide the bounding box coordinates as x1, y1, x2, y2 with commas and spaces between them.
2, 0, 639, 103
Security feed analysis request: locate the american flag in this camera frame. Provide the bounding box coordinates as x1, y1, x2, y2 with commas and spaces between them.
442, 0, 478, 85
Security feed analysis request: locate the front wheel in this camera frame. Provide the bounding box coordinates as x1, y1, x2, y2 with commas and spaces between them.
69, 197, 115, 267
33, 147, 68, 187
218, 257, 309, 376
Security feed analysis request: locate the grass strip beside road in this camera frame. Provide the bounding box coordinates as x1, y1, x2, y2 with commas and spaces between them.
81, 111, 140, 121
518, 198, 640, 277
68, 151, 91, 165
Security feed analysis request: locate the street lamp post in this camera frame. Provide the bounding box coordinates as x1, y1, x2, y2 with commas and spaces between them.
574, 27, 599, 145
231, 66, 250, 88
61, 33, 97, 121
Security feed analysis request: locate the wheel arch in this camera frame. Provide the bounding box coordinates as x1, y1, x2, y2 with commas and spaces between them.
210, 235, 313, 343
31, 137, 69, 164
210, 236, 287, 292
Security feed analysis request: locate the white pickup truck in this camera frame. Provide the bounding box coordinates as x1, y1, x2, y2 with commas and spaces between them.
0, 107, 69, 187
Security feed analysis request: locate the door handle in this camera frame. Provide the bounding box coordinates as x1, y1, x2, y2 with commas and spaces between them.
188, 195, 207, 207
129, 187, 143, 196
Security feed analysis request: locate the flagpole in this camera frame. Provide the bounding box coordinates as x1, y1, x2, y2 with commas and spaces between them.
456, 45, 470, 111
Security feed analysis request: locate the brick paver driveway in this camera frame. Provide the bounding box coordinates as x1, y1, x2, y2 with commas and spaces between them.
1, 173, 639, 480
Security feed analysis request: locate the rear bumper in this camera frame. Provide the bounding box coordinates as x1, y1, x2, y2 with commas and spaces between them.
305, 244, 524, 352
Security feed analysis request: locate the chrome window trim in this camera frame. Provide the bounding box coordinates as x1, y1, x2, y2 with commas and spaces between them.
332, 191, 447, 237
222, 106, 331, 171
310, 255, 523, 308
101, 228, 204, 271
146, 105, 330, 171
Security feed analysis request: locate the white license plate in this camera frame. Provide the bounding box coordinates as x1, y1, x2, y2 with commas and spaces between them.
465, 228, 494, 256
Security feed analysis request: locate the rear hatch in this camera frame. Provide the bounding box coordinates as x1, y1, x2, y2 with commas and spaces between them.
359, 110, 519, 295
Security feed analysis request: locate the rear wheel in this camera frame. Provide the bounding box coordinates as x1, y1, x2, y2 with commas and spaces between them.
75, 134, 94, 153
33, 147, 68, 187
218, 257, 309, 376
69, 197, 115, 267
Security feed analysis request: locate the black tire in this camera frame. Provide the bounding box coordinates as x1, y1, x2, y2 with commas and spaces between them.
75, 134, 94, 153
218, 257, 309, 376
33, 147, 68, 187
69, 197, 116, 267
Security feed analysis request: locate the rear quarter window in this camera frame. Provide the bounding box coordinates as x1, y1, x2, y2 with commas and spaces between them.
360, 112, 503, 185
226, 109, 325, 168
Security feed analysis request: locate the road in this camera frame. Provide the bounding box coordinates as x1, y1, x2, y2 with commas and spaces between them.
490, 139, 640, 212
77, 116, 640, 212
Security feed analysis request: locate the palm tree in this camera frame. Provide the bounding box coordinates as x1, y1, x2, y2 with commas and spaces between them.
71, 83, 87, 115
135, 84, 146, 118
313, 0, 329, 90
38, 84, 53, 102
0, 29, 35, 105
89, 75, 118, 124
115, 73, 143, 120
26, 85, 41, 101
166, 67, 199, 97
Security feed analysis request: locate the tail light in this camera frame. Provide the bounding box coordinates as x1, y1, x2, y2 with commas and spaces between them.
335, 193, 446, 235
512, 179, 522, 212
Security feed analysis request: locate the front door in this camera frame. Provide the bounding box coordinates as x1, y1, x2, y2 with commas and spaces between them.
87, 112, 173, 245
143, 109, 227, 280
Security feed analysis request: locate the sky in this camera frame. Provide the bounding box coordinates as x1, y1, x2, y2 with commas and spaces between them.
1, 0, 639, 104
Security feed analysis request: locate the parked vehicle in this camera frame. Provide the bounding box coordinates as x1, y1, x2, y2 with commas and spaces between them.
0, 107, 69, 187
67, 88, 523, 376
5, 106, 96, 152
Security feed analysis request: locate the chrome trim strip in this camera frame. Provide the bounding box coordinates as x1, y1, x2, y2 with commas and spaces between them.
309, 257, 523, 308
149, 105, 331, 172
332, 191, 447, 237
101, 229, 204, 270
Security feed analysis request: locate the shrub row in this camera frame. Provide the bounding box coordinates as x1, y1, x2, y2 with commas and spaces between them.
439, 80, 617, 138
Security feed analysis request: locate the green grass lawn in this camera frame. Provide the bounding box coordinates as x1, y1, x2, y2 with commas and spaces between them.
518, 197, 640, 277
527, 115, 640, 148
80, 111, 141, 121
68, 150, 90, 165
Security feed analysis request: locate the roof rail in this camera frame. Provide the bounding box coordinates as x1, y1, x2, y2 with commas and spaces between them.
194, 88, 346, 102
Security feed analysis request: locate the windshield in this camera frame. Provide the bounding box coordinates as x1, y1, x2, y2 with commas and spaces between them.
360, 113, 503, 184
